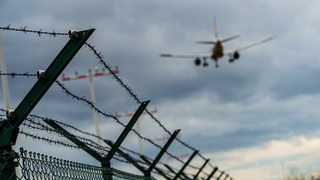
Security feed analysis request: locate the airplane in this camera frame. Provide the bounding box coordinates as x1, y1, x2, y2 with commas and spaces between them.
160, 19, 274, 68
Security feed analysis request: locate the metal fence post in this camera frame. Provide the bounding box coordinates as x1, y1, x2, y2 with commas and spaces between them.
193, 158, 209, 180
140, 156, 171, 180
104, 140, 147, 175
164, 164, 190, 180
0, 29, 94, 180
144, 129, 180, 178
102, 100, 149, 179
217, 171, 225, 180
173, 150, 199, 180
206, 167, 218, 180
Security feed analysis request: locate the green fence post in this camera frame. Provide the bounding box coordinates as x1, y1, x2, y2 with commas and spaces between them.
173, 150, 199, 180
44, 119, 103, 162
144, 129, 180, 178
193, 158, 209, 180
217, 171, 224, 180
164, 164, 177, 177
140, 156, 171, 180
164, 164, 190, 180
0, 29, 94, 180
206, 167, 218, 180
104, 139, 147, 174
102, 100, 149, 179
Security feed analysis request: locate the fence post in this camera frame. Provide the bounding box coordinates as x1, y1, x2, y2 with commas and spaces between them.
104, 140, 147, 174
102, 100, 149, 179
164, 164, 190, 180
140, 156, 171, 180
206, 167, 218, 180
144, 129, 180, 178
193, 158, 209, 180
44, 119, 103, 162
217, 171, 225, 180
0, 29, 94, 180
173, 150, 199, 180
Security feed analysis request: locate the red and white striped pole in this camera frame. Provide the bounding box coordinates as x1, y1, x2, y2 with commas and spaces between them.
61, 66, 119, 153
62, 66, 119, 81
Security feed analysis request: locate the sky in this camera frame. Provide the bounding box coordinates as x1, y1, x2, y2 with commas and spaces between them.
1, 0, 320, 179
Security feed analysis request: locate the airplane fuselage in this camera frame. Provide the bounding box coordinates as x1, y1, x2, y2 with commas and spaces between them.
211, 40, 224, 61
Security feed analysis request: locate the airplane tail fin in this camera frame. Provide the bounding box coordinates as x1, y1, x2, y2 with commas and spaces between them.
196, 17, 219, 44
197, 18, 239, 44
214, 17, 218, 39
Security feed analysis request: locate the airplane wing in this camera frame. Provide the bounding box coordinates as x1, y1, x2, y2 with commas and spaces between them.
160, 53, 211, 59
225, 36, 274, 55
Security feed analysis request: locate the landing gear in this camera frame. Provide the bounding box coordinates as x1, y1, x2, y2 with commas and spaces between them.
194, 57, 210, 67
194, 57, 219, 68
228, 51, 240, 63
203, 57, 209, 67
194, 57, 201, 66
214, 60, 219, 68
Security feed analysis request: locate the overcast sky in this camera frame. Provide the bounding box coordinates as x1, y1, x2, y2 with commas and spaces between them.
1, 0, 320, 179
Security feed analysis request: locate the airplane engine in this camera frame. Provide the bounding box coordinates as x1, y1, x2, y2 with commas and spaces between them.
194, 57, 201, 66
233, 51, 240, 60
229, 51, 240, 63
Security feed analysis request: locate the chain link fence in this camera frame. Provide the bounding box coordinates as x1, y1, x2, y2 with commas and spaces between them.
10, 148, 152, 180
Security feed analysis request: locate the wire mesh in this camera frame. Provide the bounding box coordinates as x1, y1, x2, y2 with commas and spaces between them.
18, 148, 152, 180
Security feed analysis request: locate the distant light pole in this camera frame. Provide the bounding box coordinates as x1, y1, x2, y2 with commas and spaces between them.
0, 33, 10, 110
0, 33, 20, 177
62, 66, 119, 152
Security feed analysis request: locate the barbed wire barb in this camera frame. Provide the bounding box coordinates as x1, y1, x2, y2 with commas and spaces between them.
0, 25, 68, 37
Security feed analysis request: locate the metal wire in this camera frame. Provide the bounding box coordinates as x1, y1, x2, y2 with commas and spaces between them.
18, 147, 152, 180
84, 42, 208, 165
0, 73, 206, 170
55, 80, 193, 167
2, 109, 188, 173
0, 72, 36, 78
0, 25, 67, 37
0, 24, 216, 171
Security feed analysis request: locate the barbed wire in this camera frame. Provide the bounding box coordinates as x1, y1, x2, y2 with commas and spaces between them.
19, 129, 130, 165
26, 113, 201, 176
29, 115, 201, 176
24, 116, 109, 155
20, 123, 130, 164
0, 72, 36, 78
2, 112, 203, 177
1, 75, 201, 169
0, 23, 212, 169
0, 25, 67, 37
0, 49, 215, 163
84, 42, 206, 160
54, 80, 195, 167
28, 113, 201, 176
0, 109, 135, 165
0, 71, 207, 169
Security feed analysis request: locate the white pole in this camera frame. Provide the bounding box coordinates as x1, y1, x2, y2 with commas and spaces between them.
0, 33, 10, 110
0, 33, 20, 177
135, 120, 144, 155
281, 162, 286, 180
88, 69, 102, 153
